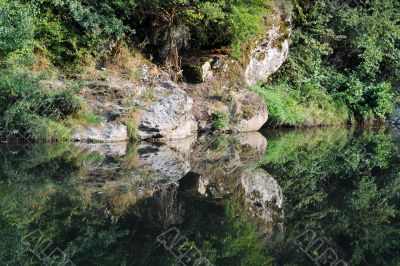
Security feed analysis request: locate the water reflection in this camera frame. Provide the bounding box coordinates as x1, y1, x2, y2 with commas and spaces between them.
0, 132, 281, 265
0, 128, 399, 265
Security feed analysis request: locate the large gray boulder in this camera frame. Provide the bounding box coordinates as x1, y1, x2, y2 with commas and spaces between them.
138, 81, 197, 140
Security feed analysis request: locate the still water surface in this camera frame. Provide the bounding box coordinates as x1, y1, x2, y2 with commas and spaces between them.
0, 128, 399, 265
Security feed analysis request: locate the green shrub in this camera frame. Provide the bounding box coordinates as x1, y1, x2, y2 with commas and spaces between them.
252, 85, 349, 126
335, 77, 396, 122
270, 0, 400, 123
212, 111, 230, 131
0, 71, 81, 141
0, 1, 34, 59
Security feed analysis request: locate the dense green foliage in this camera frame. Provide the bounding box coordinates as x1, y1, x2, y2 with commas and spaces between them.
261, 128, 400, 265
132, 0, 270, 58
265, 0, 400, 125
0, 0, 133, 67
0, 0, 271, 68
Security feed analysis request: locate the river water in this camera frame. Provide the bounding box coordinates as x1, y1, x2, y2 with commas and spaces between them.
0, 127, 399, 265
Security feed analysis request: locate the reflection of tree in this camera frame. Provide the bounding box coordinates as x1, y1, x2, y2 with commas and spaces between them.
262, 128, 400, 266
158, 185, 184, 228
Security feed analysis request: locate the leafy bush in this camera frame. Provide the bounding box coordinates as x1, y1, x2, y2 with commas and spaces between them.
269, 0, 400, 124
335, 77, 395, 121
132, 0, 270, 62
0, 71, 81, 141
0, 1, 34, 63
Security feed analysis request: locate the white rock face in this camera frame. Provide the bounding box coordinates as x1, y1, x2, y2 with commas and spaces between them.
235, 109, 269, 132
138, 81, 198, 140
245, 20, 290, 86
201, 61, 213, 82
241, 168, 283, 223
72, 123, 128, 143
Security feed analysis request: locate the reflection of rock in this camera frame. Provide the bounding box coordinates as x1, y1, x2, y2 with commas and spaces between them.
236, 132, 268, 154
138, 81, 198, 140
72, 123, 128, 143
74, 142, 128, 156
72, 138, 194, 193
137, 142, 192, 185
241, 168, 284, 234
72, 139, 194, 216
192, 133, 267, 198
164, 136, 196, 158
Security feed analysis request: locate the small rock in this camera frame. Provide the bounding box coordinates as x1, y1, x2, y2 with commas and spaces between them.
72, 123, 128, 143
232, 91, 269, 132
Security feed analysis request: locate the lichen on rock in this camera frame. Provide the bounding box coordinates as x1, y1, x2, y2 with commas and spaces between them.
138, 81, 198, 140
244, 9, 291, 86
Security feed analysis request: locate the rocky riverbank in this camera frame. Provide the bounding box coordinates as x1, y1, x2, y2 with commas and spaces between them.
65, 6, 291, 143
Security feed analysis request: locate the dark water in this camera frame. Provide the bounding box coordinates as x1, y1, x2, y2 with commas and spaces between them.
0, 128, 399, 266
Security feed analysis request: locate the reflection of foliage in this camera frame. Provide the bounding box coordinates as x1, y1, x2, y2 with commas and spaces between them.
220, 194, 274, 266
1, 129, 399, 265
211, 135, 229, 152
0, 141, 272, 266
212, 111, 230, 131
262, 128, 400, 266
174, 188, 274, 266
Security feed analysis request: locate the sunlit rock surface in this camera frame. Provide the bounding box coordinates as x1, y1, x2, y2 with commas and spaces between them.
72, 123, 129, 143
232, 91, 269, 132
245, 9, 291, 86
138, 81, 198, 140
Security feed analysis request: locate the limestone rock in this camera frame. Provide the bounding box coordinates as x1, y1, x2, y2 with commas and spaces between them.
138, 81, 197, 140
245, 12, 291, 86
72, 123, 128, 143
182, 60, 214, 83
